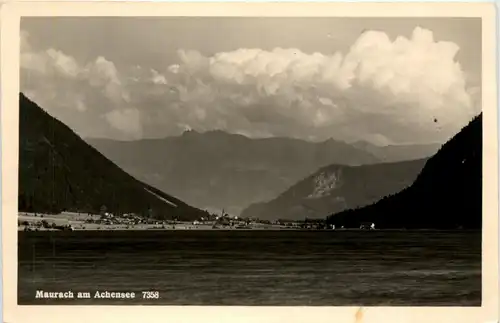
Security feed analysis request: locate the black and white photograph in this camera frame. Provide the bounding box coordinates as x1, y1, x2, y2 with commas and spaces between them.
15, 15, 485, 305
2, 2, 499, 322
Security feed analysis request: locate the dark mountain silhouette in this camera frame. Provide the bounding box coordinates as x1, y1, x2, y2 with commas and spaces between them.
327, 113, 482, 229
87, 131, 380, 216
241, 159, 426, 220
18, 93, 207, 220
351, 140, 441, 163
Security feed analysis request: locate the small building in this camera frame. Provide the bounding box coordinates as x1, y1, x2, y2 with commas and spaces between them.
360, 222, 375, 230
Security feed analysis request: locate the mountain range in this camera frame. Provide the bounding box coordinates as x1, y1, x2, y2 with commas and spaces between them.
87, 131, 439, 216
18, 92, 480, 227
87, 132, 380, 216
351, 140, 440, 163
18, 93, 207, 220
241, 158, 427, 220
326, 113, 482, 229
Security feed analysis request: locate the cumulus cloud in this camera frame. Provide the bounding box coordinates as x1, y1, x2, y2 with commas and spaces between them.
21, 33, 131, 106
20, 27, 480, 144
159, 27, 478, 144
20, 30, 141, 138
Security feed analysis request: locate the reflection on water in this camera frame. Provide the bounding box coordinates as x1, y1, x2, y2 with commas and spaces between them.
18, 230, 481, 306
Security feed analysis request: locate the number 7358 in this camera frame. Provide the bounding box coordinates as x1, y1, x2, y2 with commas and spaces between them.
142, 291, 160, 299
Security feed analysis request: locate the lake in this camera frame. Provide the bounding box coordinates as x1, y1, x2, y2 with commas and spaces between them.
18, 230, 481, 306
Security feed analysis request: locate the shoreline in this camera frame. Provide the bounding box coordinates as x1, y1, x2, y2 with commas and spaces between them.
17, 213, 481, 232
18, 227, 480, 232
18, 212, 298, 231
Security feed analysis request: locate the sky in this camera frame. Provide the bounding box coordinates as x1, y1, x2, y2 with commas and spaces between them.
20, 17, 482, 145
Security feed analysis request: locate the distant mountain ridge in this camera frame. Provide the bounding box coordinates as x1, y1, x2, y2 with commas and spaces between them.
241, 158, 427, 220
87, 130, 380, 216
351, 140, 441, 163
327, 113, 482, 229
18, 93, 207, 220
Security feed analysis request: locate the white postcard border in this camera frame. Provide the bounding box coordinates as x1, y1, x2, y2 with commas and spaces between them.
1, 2, 498, 323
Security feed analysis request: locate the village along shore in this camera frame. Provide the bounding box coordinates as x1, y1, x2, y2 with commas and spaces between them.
18, 211, 336, 231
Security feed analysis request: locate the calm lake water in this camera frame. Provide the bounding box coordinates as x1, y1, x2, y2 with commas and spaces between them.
18, 230, 481, 306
